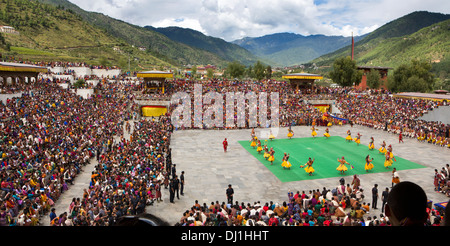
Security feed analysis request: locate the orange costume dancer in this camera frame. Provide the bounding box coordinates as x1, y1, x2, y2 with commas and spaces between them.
323, 128, 330, 138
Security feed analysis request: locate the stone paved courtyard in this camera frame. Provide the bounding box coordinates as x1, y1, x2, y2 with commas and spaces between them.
148, 124, 450, 225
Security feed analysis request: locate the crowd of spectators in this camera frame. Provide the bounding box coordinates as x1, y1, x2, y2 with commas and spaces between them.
336, 91, 450, 147
177, 179, 448, 226
0, 79, 135, 226
1, 75, 449, 226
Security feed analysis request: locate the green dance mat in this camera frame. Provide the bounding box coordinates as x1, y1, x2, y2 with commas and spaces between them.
239, 136, 425, 182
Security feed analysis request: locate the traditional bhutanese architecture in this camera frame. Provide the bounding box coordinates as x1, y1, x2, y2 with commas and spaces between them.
282, 72, 323, 92
0, 62, 48, 86
136, 70, 173, 117
393, 92, 450, 103
355, 66, 392, 90
136, 70, 173, 94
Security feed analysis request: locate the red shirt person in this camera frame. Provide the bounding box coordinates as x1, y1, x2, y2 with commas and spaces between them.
223, 138, 228, 152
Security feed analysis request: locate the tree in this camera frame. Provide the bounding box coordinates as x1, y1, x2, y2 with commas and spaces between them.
191, 66, 197, 78
366, 69, 381, 89
227, 61, 245, 79
206, 68, 214, 79
329, 56, 363, 87
253, 61, 266, 81
389, 59, 434, 92
245, 65, 254, 78
266, 65, 272, 79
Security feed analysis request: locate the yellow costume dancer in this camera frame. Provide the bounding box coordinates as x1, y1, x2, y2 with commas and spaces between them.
324, 128, 330, 138
384, 152, 393, 168
365, 155, 374, 172
387, 145, 397, 162
353, 133, 361, 145
379, 141, 387, 154
345, 130, 352, 141
337, 157, 350, 174
281, 153, 292, 169
311, 127, 317, 138
300, 157, 315, 176
250, 136, 257, 148
269, 130, 275, 140
268, 148, 275, 165
256, 140, 262, 154
263, 145, 270, 159
368, 137, 375, 150
287, 127, 294, 139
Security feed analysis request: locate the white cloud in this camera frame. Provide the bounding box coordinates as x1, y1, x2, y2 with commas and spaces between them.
69, 0, 450, 41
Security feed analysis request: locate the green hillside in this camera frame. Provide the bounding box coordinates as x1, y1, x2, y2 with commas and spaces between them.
37, 0, 231, 67
0, 0, 170, 70
312, 11, 450, 77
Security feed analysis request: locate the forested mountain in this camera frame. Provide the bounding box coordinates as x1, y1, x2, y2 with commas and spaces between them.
312, 11, 450, 69
233, 33, 366, 67
148, 26, 260, 66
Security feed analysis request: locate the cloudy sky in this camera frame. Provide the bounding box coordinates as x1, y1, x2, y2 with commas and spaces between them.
69, 0, 450, 41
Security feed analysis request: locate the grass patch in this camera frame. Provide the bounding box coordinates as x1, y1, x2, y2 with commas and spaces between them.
239, 136, 425, 182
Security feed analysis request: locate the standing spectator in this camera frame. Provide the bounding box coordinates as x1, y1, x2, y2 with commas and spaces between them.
174, 175, 180, 200
226, 184, 234, 205
169, 179, 175, 204
381, 187, 389, 213
434, 169, 444, 192
372, 184, 379, 210
180, 171, 185, 196
392, 168, 400, 187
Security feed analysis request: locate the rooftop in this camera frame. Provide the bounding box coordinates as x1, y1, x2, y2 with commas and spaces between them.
0, 62, 48, 73
282, 73, 323, 80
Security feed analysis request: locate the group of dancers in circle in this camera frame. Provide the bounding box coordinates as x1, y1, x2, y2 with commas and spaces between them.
249, 127, 398, 176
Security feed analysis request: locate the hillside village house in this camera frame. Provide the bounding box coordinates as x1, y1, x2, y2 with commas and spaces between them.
0, 26, 19, 34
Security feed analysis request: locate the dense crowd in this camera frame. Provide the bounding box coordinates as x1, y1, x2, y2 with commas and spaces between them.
0, 80, 135, 225
336, 92, 450, 147
176, 178, 449, 226
1, 75, 449, 226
